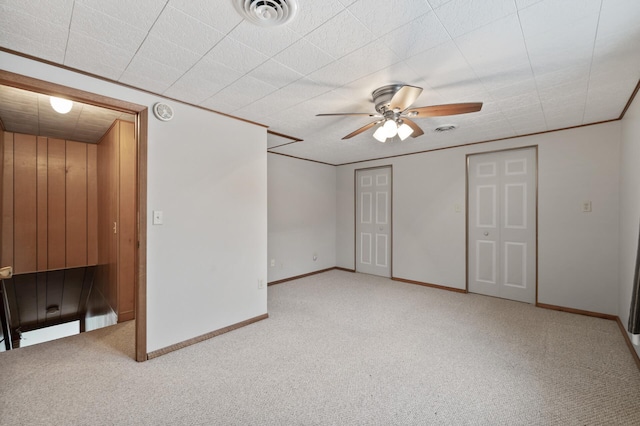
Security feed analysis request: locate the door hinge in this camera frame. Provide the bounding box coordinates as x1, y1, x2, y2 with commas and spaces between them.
113, 221, 117, 234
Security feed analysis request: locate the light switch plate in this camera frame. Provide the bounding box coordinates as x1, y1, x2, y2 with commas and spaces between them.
582, 201, 592, 213
153, 210, 163, 225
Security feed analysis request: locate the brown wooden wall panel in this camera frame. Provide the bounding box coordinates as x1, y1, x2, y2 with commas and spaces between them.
0, 131, 4, 268
87, 144, 98, 265
36, 137, 48, 270
118, 121, 136, 319
13, 134, 37, 273
47, 138, 66, 270
96, 122, 118, 314
2, 134, 101, 274
65, 141, 88, 267
1, 132, 12, 268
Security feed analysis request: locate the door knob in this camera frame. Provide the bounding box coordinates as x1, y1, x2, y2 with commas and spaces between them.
379, 226, 384, 231
484, 231, 489, 236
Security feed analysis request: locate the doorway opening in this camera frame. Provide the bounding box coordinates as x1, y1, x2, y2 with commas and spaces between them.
0, 70, 148, 361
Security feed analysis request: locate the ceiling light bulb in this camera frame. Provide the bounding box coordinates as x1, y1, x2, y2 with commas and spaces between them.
397, 123, 414, 141
50, 96, 73, 114
373, 126, 387, 142
383, 119, 398, 138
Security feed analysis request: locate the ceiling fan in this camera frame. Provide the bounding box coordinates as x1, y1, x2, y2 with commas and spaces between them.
316, 84, 483, 142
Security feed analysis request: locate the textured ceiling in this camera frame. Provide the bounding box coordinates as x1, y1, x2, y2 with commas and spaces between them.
0, 85, 135, 143
1, 0, 639, 164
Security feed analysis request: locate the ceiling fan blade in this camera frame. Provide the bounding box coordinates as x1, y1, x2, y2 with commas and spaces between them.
342, 120, 383, 140
316, 112, 380, 117
389, 85, 423, 111
406, 102, 483, 117
402, 118, 424, 138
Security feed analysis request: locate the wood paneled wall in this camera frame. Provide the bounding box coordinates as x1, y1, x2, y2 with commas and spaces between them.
0, 131, 4, 271
1, 133, 98, 274
96, 120, 135, 322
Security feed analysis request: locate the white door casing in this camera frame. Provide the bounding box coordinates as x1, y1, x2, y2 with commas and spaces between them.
468, 148, 536, 303
356, 167, 391, 277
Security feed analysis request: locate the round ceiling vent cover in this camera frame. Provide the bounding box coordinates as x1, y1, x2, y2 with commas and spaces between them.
233, 0, 298, 27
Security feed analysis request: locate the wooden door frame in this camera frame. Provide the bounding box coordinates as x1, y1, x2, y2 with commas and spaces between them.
465, 145, 539, 304
354, 165, 393, 277
0, 70, 148, 362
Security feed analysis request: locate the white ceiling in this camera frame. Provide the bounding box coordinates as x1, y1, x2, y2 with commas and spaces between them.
1, 0, 639, 164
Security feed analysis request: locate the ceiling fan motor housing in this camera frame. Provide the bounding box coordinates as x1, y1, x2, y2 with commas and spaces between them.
372, 84, 405, 113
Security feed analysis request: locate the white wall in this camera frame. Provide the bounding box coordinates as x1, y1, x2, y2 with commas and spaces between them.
0, 52, 268, 353
267, 153, 336, 282
620, 93, 640, 357
337, 122, 621, 316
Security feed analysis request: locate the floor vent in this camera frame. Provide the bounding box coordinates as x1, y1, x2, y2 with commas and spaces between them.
233, 0, 298, 27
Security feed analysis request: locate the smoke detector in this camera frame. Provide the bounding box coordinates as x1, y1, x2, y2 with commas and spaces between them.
233, 0, 298, 27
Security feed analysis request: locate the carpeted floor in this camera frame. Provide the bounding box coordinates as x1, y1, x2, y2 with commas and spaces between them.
1, 270, 639, 425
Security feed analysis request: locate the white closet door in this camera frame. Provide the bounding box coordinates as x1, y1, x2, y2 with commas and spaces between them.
356, 167, 391, 277
468, 148, 536, 303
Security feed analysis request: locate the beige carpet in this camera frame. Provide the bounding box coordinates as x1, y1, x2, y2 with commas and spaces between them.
1, 270, 639, 425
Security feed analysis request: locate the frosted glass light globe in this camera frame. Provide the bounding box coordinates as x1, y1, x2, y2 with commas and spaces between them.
383, 119, 398, 137
50, 96, 73, 114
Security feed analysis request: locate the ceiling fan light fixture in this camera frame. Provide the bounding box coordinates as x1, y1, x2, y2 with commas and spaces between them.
383, 119, 398, 138
373, 126, 387, 142
50, 96, 73, 114
397, 122, 414, 140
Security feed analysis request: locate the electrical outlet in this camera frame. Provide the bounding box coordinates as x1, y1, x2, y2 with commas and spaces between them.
270, 259, 275, 267
454, 204, 462, 213
258, 279, 264, 289
582, 201, 592, 213
313, 253, 317, 261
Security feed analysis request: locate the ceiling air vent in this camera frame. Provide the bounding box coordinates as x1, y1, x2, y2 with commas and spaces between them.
434, 125, 457, 133
233, 0, 298, 27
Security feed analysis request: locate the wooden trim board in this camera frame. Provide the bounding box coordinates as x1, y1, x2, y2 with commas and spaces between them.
615, 317, 640, 370
147, 313, 269, 360
536, 302, 617, 320
135, 109, 148, 362
392, 277, 467, 293
268, 267, 336, 286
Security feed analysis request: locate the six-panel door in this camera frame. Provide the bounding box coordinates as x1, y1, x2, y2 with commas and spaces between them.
468, 148, 536, 303
356, 167, 391, 277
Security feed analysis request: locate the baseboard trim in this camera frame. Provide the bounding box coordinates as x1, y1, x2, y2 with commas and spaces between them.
334, 267, 356, 273
268, 267, 337, 286
536, 303, 617, 320
391, 277, 467, 294
118, 310, 135, 323
615, 317, 640, 370
146, 313, 269, 360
